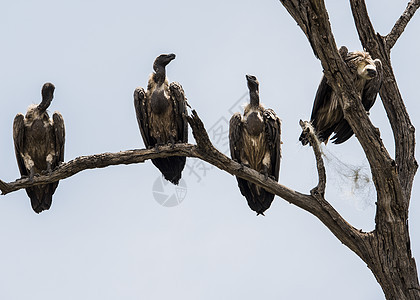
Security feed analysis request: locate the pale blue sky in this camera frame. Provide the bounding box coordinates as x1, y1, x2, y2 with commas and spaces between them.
1, 1, 419, 299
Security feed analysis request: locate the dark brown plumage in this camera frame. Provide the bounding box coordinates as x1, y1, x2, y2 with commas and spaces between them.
229, 75, 281, 215
13, 83, 65, 213
300, 46, 383, 145
134, 54, 188, 184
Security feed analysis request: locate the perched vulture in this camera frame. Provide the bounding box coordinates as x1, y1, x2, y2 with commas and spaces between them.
134, 53, 188, 185
229, 75, 281, 215
300, 46, 383, 145
13, 83, 65, 213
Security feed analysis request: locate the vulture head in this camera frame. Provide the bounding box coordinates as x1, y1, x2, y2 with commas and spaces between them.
246, 74, 259, 92
38, 82, 55, 112
345, 51, 378, 80
153, 53, 176, 72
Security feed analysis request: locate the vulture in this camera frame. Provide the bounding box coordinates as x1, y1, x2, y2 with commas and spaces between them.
134, 53, 188, 185
229, 75, 281, 215
13, 83, 65, 213
300, 46, 383, 145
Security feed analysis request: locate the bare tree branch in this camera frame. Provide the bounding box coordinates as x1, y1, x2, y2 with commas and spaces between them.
386, 0, 420, 50
0, 145, 195, 195
1, 109, 367, 259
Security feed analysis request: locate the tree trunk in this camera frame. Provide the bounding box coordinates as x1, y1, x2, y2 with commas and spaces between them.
361, 226, 419, 299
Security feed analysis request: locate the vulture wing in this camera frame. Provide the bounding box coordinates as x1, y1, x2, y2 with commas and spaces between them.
53, 112, 65, 165
301, 75, 335, 144
13, 113, 28, 177
229, 112, 243, 164
134, 87, 155, 148
169, 82, 188, 143
331, 59, 383, 144
229, 112, 254, 210
263, 108, 281, 181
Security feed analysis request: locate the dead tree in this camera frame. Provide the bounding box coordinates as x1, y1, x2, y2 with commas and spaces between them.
278, 0, 420, 298
1, 0, 419, 299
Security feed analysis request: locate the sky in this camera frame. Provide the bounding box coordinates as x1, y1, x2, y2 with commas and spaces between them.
0, 1, 419, 299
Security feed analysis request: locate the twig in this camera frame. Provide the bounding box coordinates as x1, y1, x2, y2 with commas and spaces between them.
299, 120, 326, 196
386, 0, 420, 50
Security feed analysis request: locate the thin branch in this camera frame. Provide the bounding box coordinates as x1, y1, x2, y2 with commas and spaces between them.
386, 0, 420, 50
299, 120, 326, 196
